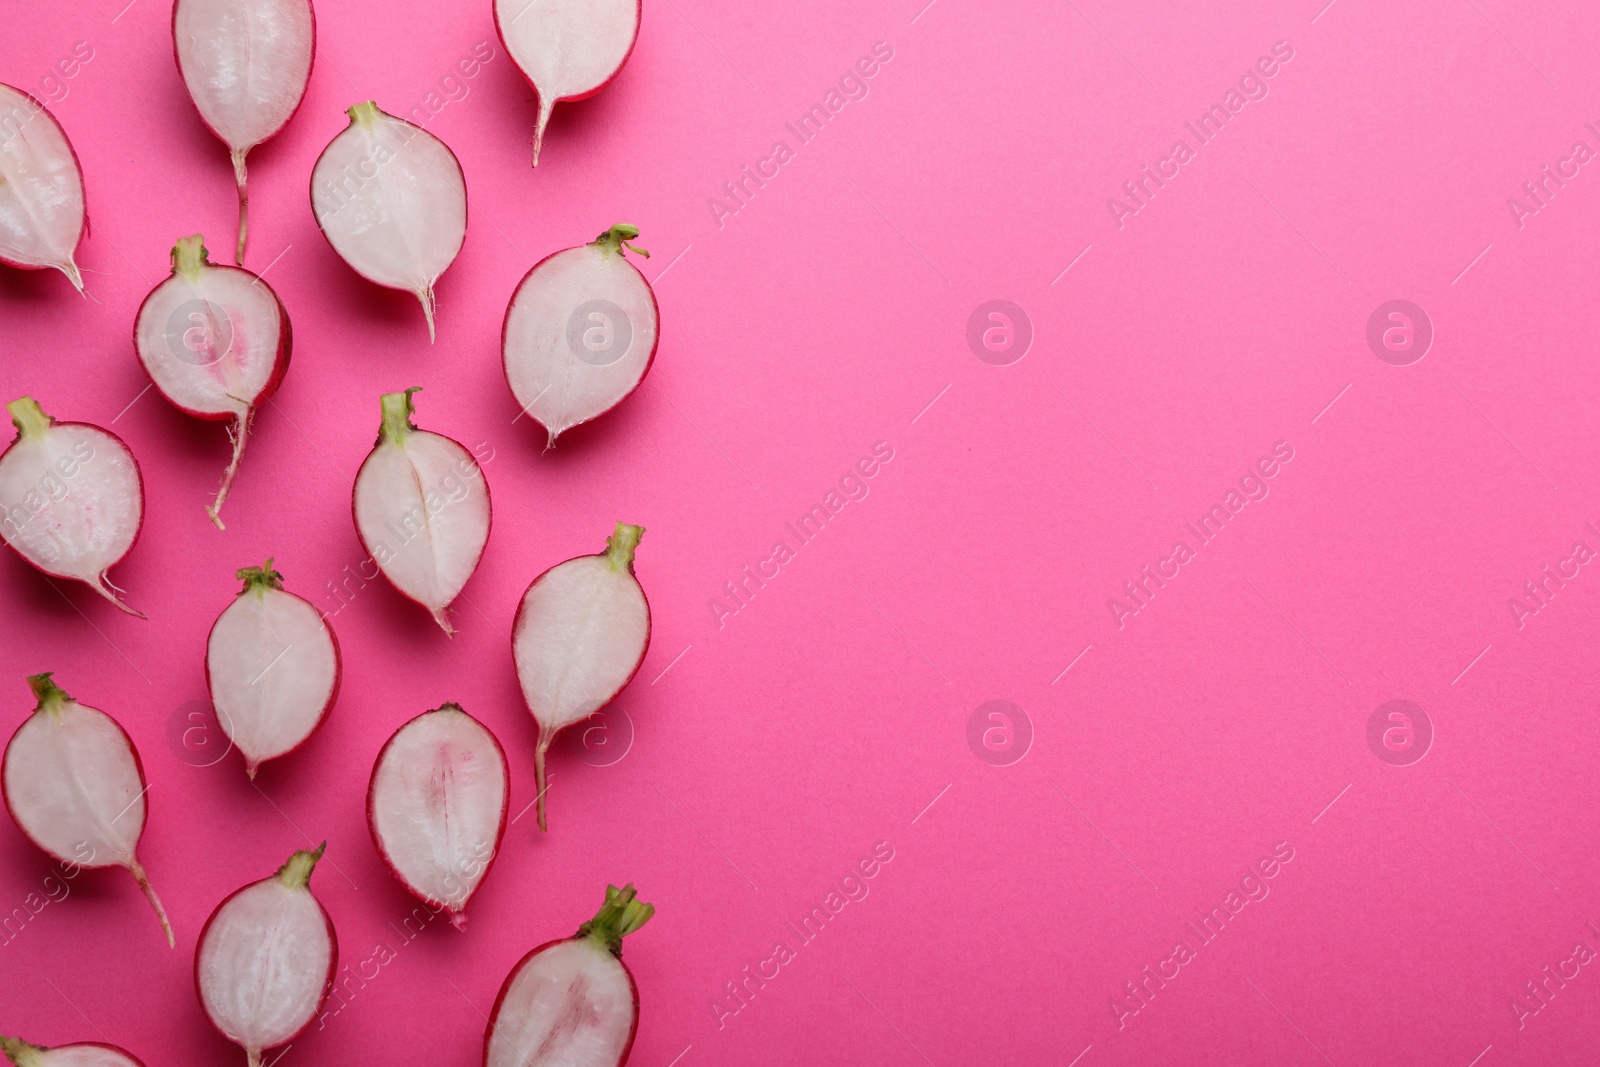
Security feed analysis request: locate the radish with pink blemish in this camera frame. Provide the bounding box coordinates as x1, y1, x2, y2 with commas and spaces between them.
2, 673, 174, 947
205, 560, 339, 778
367, 704, 508, 930
513, 523, 649, 831
134, 234, 291, 529
0, 1035, 147, 1067
484, 883, 653, 1067
173, 0, 315, 263
196, 844, 337, 1067
0, 398, 144, 616
0, 82, 88, 291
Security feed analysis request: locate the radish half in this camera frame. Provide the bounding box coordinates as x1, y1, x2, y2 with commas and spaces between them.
205, 559, 339, 778
513, 523, 649, 831
493, 0, 641, 165
310, 102, 466, 341
134, 234, 291, 529
0, 83, 87, 291
352, 389, 491, 634
367, 704, 508, 930
503, 225, 658, 448
196, 844, 337, 1067
0, 398, 143, 616
484, 883, 652, 1067
2, 674, 174, 947
0, 1036, 147, 1067
173, 0, 315, 263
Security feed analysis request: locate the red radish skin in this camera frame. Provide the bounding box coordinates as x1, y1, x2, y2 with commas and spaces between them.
204, 560, 340, 778
503, 226, 659, 448
513, 523, 650, 831
2, 674, 174, 947
133, 235, 292, 529
0, 398, 144, 616
493, 0, 641, 165
196, 844, 337, 1067
173, 0, 315, 263
483, 884, 652, 1067
366, 704, 509, 930
0, 1036, 148, 1067
309, 102, 467, 342
352, 389, 492, 634
0, 83, 88, 291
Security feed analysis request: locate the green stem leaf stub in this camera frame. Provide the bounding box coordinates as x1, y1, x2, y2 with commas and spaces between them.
237, 559, 285, 594
26, 672, 69, 715
0, 1036, 45, 1067
605, 523, 644, 572
578, 883, 654, 955
348, 100, 383, 128
7, 397, 52, 440
592, 224, 650, 259
172, 234, 210, 282
379, 388, 422, 446
276, 842, 326, 890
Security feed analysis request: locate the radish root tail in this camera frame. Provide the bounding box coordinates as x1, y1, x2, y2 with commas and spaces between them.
232, 147, 249, 265
534, 736, 551, 832
206, 409, 254, 531
430, 606, 456, 636
59, 259, 85, 294
532, 98, 554, 167
91, 573, 145, 618
129, 859, 176, 948
417, 287, 437, 343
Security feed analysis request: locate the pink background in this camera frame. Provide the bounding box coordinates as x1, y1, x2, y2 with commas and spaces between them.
4, 0, 1600, 1063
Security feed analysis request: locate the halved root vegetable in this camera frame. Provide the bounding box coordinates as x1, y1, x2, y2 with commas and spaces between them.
352, 389, 491, 634
484, 884, 652, 1067
2, 674, 174, 947
367, 704, 508, 929
513, 523, 649, 831
493, 0, 641, 165
0, 83, 87, 291
196, 845, 337, 1067
503, 226, 658, 447
0, 398, 144, 616
133, 235, 291, 529
205, 560, 339, 778
173, 0, 315, 263
310, 102, 466, 341
0, 1035, 147, 1067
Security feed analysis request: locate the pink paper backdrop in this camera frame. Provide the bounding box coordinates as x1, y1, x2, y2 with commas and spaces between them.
4, 0, 1600, 1063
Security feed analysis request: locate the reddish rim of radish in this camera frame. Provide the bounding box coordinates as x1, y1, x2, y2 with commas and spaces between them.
201, 560, 342, 778
193, 843, 339, 1058
364, 703, 510, 929
491, 1, 643, 165
170, 0, 318, 264
0, 84, 88, 292
500, 227, 661, 445
0, 1037, 149, 1066
0, 400, 146, 616
481, 884, 650, 1067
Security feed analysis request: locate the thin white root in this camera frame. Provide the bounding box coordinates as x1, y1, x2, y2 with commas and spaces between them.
532, 98, 554, 167
129, 860, 175, 948
59, 259, 85, 294
91, 573, 145, 618
417, 286, 437, 343
232, 147, 250, 265
206, 410, 253, 531
431, 606, 456, 636
534, 737, 551, 832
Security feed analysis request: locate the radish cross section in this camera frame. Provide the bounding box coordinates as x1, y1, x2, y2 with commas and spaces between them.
0, 83, 88, 291
0, 1035, 147, 1067
513, 523, 650, 831
2, 674, 174, 947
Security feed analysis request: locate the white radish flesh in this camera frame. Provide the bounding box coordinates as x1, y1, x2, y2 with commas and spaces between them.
1, 674, 173, 947
196, 845, 336, 1067
503, 226, 658, 447
0, 1036, 146, 1067
494, 0, 640, 165
484, 884, 652, 1067
367, 704, 507, 929
352, 389, 491, 634
310, 102, 466, 341
0, 83, 87, 290
0, 398, 143, 616
206, 560, 339, 778
134, 235, 291, 529
173, 0, 314, 263
513, 523, 649, 831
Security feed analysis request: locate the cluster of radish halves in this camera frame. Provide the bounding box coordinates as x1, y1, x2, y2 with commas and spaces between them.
0, 0, 662, 1063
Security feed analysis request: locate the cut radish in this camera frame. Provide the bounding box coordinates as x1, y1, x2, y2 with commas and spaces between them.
205, 559, 339, 778
196, 844, 337, 1067
0, 398, 143, 616
503, 226, 658, 448
173, 0, 315, 264
0, 83, 87, 291
0, 1036, 146, 1067
367, 704, 508, 930
310, 102, 466, 341
513, 523, 649, 831
134, 234, 291, 529
484, 883, 652, 1067
2, 674, 173, 947
494, 0, 641, 165
352, 389, 491, 634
